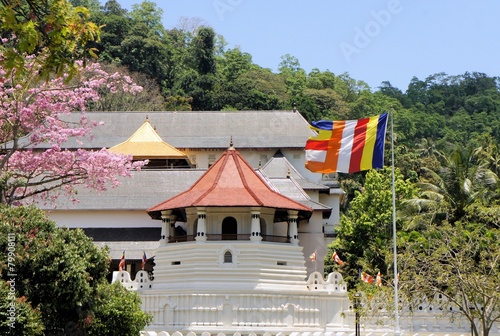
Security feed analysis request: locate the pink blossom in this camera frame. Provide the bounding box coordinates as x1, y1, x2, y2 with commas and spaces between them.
0, 56, 145, 206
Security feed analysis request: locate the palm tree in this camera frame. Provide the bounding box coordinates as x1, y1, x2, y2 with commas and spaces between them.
408, 146, 498, 224
474, 135, 500, 178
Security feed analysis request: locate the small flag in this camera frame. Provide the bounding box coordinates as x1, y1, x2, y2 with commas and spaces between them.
141, 251, 147, 270
376, 271, 382, 287
305, 113, 388, 174
118, 251, 125, 271
309, 252, 317, 262
332, 251, 344, 265
393, 273, 400, 285
361, 271, 374, 284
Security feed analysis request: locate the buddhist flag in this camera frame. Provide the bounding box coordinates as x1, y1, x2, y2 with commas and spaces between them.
361, 271, 374, 284
305, 113, 388, 173
141, 251, 147, 270
332, 251, 344, 266
118, 251, 125, 271
309, 252, 317, 262
376, 271, 382, 287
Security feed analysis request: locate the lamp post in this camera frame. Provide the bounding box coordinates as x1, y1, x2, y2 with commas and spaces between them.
354, 292, 361, 336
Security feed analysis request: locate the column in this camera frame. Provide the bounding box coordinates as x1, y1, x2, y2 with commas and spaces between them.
196, 207, 207, 242
250, 207, 262, 242
288, 210, 299, 245
160, 210, 172, 244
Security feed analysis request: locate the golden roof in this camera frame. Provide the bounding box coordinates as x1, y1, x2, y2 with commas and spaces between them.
110, 118, 188, 159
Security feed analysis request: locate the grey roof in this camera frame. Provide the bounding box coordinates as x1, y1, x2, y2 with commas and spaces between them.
49, 110, 316, 149
40, 169, 206, 210
264, 177, 331, 211
40, 165, 330, 212
261, 154, 329, 191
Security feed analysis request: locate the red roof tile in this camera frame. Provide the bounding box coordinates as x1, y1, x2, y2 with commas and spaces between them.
147, 148, 312, 215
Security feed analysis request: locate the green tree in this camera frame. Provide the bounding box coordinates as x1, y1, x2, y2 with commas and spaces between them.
181, 26, 217, 110
398, 219, 500, 336
0, 206, 151, 334
69, 0, 100, 14
0, 281, 44, 335
0, 0, 100, 78
327, 167, 418, 288
416, 147, 498, 224
278, 54, 306, 104
84, 282, 153, 336
90, 0, 132, 63
121, 18, 171, 85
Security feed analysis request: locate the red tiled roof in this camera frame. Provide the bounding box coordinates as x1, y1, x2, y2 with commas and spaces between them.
147, 147, 312, 215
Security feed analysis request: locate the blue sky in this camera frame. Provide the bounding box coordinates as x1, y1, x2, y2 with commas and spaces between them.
117, 1, 500, 91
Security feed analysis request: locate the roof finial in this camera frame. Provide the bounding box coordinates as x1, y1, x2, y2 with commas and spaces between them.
258, 160, 262, 168
292, 102, 297, 113
229, 136, 234, 150
287, 169, 291, 178
146, 114, 149, 121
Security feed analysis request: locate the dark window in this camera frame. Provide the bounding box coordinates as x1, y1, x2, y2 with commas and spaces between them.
224, 251, 232, 263
222, 217, 237, 240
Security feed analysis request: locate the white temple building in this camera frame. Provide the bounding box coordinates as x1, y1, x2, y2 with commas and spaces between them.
45, 111, 343, 277
40, 110, 499, 335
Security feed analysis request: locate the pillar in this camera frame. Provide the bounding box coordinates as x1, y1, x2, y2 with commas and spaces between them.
196, 207, 207, 242
288, 210, 299, 245
160, 210, 172, 244
250, 207, 262, 242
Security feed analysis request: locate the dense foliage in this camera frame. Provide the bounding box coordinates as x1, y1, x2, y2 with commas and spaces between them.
0, 206, 152, 335
0, 0, 101, 79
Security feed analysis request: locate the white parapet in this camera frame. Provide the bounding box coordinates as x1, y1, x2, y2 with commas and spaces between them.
112, 270, 152, 290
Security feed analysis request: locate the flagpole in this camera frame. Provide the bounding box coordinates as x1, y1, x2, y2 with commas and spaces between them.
390, 110, 400, 335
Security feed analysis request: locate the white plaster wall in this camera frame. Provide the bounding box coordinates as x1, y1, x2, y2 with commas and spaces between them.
280, 149, 323, 184
319, 192, 343, 232
45, 210, 160, 229
183, 149, 281, 169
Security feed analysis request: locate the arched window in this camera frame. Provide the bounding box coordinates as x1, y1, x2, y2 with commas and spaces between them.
193, 218, 198, 236
224, 250, 233, 263
260, 218, 267, 236
222, 217, 237, 240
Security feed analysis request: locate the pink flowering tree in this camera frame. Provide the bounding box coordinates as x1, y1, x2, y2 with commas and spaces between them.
0, 51, 145, 205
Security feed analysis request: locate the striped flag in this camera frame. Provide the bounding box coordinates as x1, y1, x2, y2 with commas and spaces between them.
141, 251, 147, 270
305, 113, 388, 173
118, 251, 125, 271
331, 251, 344, 266
361, 271, 374, 284
309, 252, 317, 262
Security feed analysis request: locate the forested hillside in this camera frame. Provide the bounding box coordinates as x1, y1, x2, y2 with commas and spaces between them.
72, 1, 500, 158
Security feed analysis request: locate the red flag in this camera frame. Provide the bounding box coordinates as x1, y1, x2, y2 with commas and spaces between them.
376, 271, 382, 287
361, 271, 374, 284
332, 251, 344, 265
118, 251, 125, 271
141, 251, 147, 270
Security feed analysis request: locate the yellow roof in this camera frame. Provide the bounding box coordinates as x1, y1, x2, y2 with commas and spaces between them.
109, 119, 188, 159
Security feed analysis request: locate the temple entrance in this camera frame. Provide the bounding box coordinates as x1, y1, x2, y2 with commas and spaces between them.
222, 216, 237, 240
